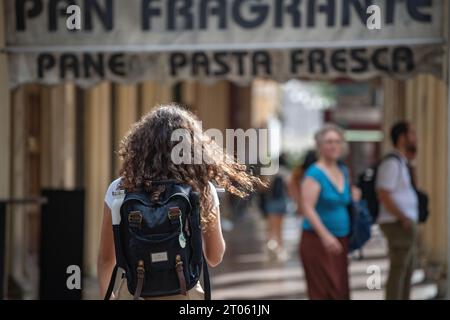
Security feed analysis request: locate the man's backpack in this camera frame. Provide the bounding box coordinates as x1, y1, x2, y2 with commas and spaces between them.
104, 180, 210, 300
357, 153, 401, 223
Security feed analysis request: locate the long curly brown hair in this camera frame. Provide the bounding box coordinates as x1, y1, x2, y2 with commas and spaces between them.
118, 104, 264, 228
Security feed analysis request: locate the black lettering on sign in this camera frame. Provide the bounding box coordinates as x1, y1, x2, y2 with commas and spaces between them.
170, 53, 187, 76
60, 53, 80, 78
393, 47, 415, 73
372, 47, 389, 72
34, 49, 419, 83
38, 53, 56, 78
84, 0, 114, 31
109, 54, 126, 77
199, 0, 227, 29
168, 0, 194, 31
308, 49, 327, 74
213, 52, 230, 76
142, 0, 162, 30
83, 53, 105, 78
291, 50, 305, 74
49, 0, 75, 32
192, 52, 210, 76
252, 51, 271, 76
407, 0, 432, 22
342, 0, 370, 26
275, 0, 302, 28
385, 0, 396, 24
307, 0, 336, 27
38, 53, 130, 80
350, 48, 369, 73
231, 51, 248, 75
331, 49, 347, 72
16, 0, 43, 31
232, 0, 269, 29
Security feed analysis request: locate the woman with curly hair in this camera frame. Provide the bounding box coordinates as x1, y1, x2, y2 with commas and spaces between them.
97, 104, 262, 300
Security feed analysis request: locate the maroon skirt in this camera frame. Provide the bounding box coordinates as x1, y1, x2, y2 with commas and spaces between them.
299, 231, 350, 300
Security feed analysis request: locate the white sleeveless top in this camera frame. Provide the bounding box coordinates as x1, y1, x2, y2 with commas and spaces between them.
104, 178, 220, 210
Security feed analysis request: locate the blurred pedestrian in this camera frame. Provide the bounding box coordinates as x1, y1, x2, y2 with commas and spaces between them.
300, 124, 356, 300
376, 121, 419, 300
259, 155, 290, 262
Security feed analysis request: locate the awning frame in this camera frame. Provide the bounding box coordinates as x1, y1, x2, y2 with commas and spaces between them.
2, 37, 445, 54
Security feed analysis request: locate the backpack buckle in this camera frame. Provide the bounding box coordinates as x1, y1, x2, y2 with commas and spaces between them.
168, 207, 182, 220
128, 211, 143, 228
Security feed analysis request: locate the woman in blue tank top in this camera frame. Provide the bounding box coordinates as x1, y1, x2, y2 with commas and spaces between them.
302, 164, 351, 237
300, 124, 357, 300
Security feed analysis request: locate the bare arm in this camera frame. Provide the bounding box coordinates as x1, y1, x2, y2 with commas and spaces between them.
301, 177, 342, 255
202, 206, 226, 268
97, 204, 116, 298
301, 178, 332, 238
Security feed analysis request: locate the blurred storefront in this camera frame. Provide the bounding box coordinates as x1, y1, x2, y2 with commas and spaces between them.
0, 0, 449, 299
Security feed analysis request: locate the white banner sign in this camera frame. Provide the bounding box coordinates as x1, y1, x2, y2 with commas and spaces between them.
4, 0, 445, 87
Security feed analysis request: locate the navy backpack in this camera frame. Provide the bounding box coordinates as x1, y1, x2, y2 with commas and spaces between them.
104, 180, 210, 300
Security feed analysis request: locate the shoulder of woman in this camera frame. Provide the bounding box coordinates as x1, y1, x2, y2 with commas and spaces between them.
207, 181, 220, 209
339, 164, 350, 177
108, 178, 123, 192
303, 165, 323, 187
304, 164, 320, 178
104, 178, 123, 209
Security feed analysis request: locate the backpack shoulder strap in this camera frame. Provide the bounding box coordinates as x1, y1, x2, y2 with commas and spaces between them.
379, 152, 404, 189
202, 258, 211, 300
111, 189, 126, 225
384, 152, 402, 161
104, 265, 119, 300
379, 152, 403, 173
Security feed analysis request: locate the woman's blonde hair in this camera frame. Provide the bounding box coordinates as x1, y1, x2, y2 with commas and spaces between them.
314, 123, 348, 155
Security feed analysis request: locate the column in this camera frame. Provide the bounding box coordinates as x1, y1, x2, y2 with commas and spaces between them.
140, 81, 173, 116
114, 84, 138, 174
83, 82, 112, 277
0, 0, 11, 298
